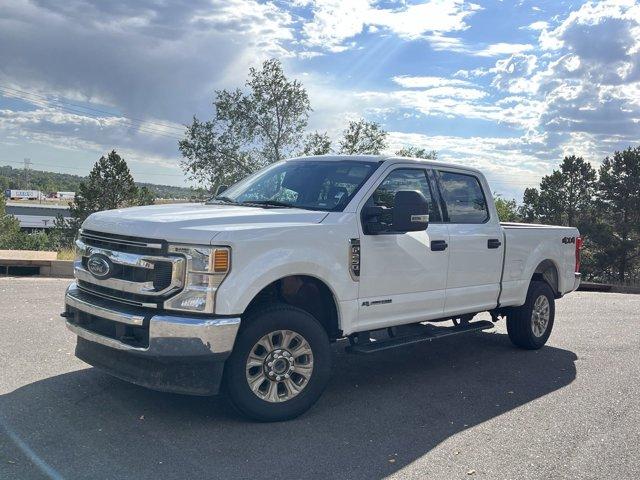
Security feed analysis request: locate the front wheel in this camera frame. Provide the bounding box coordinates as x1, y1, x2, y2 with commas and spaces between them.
224, 304, 332, 421
506, 280, 555, 350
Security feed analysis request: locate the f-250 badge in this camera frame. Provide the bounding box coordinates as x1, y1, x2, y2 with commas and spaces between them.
562, 236, 576, 244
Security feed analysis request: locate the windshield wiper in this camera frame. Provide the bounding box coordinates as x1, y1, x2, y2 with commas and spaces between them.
206, 196, 244, 205
241, 200, 296, 208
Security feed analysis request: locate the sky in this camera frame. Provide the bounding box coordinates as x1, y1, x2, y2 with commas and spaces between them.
0, 0, 639, 199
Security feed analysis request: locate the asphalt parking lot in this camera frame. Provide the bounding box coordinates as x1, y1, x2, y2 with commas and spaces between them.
1, 277, 639, 479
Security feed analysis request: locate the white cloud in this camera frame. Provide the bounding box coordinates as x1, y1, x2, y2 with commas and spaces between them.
526, 21, 549, 31
473, 43, 534, 57
428, 38, 534, 57
301, 0, 481, 52
391, 76, 474, 88
366, 0, 481, 38
490, 0, 640, 161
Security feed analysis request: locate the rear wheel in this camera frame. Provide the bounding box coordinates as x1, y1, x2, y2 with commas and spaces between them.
224, 304, 331, 421
506, 280, 555, 349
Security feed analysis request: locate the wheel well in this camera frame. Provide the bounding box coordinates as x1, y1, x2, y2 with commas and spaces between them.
244, 275, 341, 340
532, 260, 559, 297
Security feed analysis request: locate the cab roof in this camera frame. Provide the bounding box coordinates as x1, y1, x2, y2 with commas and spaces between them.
286, 154, 483, 176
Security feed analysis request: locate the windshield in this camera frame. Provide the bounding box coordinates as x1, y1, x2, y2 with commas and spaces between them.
210, 160, 380, 211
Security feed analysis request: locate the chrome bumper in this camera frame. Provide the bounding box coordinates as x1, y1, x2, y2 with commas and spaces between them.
64, 283, 240, 357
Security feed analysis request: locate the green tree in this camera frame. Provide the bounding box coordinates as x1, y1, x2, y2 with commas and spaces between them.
519, 187, 540, 222
537, 156, 597, 226
300, 131, 332, 156
136, 186, 156, 206
49, 151, 154, 247
494, 194, 520, 222
536, 171, 566, 225
395, 146, 437, 160
180, 59, 311, 190
0, 194, 23, 249
594, 147, 640, 283
339, 119, 388, 155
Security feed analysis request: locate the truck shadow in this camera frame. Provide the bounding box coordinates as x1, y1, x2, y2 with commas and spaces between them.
0, 330, 577, 480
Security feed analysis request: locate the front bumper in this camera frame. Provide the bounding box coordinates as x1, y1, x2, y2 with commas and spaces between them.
63, 283, 240, 395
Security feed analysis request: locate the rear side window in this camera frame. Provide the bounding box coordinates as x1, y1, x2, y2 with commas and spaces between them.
438, 171, 489, 223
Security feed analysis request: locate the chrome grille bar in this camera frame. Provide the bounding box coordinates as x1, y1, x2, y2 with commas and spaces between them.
74, 238, 185, 297
77, 282, 158, 308
80, 230, 162, 250
76, 239, 166, 269
75, 266, 157, 295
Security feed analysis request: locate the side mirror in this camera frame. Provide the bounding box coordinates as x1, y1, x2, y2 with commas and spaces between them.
215, 185, 229, 196
392, 190, 429, 232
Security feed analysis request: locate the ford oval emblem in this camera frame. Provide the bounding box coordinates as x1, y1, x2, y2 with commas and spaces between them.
87, 254, 112, 279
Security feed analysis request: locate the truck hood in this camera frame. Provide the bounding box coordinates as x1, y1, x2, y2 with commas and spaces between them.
82, 203, 329, 245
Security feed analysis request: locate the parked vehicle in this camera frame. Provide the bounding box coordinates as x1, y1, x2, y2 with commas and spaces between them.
5, 189, 43, 200
55, 191, 76, 200
62, 155, 581, 421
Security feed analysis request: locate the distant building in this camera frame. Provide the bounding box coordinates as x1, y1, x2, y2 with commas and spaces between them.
5, 202, 71, 231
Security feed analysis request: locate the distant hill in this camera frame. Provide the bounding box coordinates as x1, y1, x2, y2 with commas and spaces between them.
0, 165, 204, 199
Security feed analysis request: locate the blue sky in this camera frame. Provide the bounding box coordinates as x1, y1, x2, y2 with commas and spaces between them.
0, 0, 639, 199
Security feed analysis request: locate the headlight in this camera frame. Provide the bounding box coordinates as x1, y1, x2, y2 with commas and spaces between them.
165, 245, 231, 313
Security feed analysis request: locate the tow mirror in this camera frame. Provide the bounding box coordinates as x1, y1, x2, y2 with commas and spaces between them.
392, 190, 429, 232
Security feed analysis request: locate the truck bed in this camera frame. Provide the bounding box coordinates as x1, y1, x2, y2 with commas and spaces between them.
498, 222, 580, 307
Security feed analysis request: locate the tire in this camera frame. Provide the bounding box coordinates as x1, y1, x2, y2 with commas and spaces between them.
224, 304, 332, 421
507, 280, 555, 350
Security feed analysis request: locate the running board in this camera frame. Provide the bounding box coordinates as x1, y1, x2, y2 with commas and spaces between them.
346, 320, 494, 355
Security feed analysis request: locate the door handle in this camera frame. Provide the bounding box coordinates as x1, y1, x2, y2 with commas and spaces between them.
431, 240, 448, 251
488, 238, 502, 249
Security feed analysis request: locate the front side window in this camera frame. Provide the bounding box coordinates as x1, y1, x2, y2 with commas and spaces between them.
211, 160, 379, 211
366, 168, 440, 221
438, 171, 489, 223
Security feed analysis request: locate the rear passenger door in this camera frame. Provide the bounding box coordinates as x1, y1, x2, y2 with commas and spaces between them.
436, 170, 503, 316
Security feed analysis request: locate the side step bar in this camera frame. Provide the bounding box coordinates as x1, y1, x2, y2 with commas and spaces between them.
346, 320, 494, 354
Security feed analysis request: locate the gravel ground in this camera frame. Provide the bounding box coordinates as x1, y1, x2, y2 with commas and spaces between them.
1, 277, 639, 479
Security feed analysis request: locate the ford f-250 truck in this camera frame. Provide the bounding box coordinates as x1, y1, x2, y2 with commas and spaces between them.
62, 155, 581, 421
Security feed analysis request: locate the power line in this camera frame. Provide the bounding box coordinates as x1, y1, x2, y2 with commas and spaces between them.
0, 159, 184, 178
0, 86, 186, 140
0, 85, 186, 133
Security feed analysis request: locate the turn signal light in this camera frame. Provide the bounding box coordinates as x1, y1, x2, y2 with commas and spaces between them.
213, 248, 230, 273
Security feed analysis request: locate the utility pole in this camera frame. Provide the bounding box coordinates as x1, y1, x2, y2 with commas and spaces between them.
23, 158, 32, 189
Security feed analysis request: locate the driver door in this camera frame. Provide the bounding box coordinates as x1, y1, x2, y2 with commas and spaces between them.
356, 167, 450, 331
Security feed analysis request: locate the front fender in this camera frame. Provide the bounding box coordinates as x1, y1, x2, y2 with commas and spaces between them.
215, 254, 346, 314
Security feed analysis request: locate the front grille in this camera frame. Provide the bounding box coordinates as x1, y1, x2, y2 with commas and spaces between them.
81, 229, 166, 255
75, 230, 185, 307
80, 257, 174, 290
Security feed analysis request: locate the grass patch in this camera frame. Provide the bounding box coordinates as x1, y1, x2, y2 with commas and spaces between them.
57, 248, 75, 260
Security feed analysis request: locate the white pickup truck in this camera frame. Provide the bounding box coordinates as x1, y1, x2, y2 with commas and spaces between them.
63, 155, 582, 421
